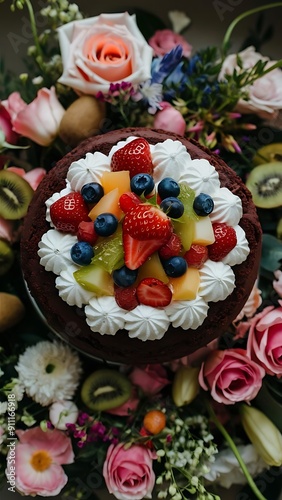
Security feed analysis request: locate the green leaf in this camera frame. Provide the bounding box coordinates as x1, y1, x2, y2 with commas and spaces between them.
261, 234, 282, 272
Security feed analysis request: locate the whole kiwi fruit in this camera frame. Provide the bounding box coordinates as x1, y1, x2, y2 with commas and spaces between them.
246, 162, 282, 208
0, 170, 34, 220
81, 369, 132, 411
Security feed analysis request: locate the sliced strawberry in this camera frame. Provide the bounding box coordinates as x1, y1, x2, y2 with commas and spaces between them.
159, 233, 182, 260
119, 192, 141, 214
184, 244, 208, 268
208, 223, 237, 261
77, 221, 98, 245
50, 192, 90, 233
123, 233, 164, 270
111, 138, 153, 178
136, 278, 172, 307
123, 204, 173, 241
114, 285, 139, 310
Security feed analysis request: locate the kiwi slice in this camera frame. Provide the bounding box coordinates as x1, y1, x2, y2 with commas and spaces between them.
0, 239, 15, 276
246, 162, 282, 209
0, 170, 34, 220
253, 143, 282, 166
81, 369, 132, 411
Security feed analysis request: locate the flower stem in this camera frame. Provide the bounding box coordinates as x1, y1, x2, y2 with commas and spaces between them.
206, 401, 268, 500
222, 3, 282, 56
24, 0, 44, 66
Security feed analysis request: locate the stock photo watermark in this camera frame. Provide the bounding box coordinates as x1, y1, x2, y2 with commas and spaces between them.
5, 392, 17, 493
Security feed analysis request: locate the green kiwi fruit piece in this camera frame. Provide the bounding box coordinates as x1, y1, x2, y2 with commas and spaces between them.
253, 143, 282, 166
0, 239, 15, 276
246, 162, 282, 209
0, 170, 34, 220
80, 369, 132, 411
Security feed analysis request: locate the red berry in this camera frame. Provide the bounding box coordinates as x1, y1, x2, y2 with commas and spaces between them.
111, 138, 153, 178
77, 221, 98, 245
123, 204, 172, 241
136, 278, 172, 308
184, 244, 208, 268
123, 233, 164, 270
208, 223, 237, 261
119, 192, 141, 213
159, 233, 182, 260
50, 192, 90, 233
114, 285, 139, 310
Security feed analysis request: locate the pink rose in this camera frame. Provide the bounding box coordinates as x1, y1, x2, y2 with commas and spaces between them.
247, 304, 282, 377
149, 29, 192, 58
2, 92, 26, 121
129, 364, 170, 396
0, 217, 15, 243
0, 104, 18, 144
219, 46, 282, 120
8, 87, 65, 146
57, 13, 153, 95
6, 427, 74, 496
153, 102, 186, 135
273, 270, 282, 298
103, 443, 156, 500
199, 348, 265, 404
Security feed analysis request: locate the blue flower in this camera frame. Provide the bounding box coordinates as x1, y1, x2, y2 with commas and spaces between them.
151, 45, 183, 84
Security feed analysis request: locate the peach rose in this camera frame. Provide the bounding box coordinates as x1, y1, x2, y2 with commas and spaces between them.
6, 427, 74, 496
219, 46, 282, 120
199, 348, 265, 404
153, 102, 186, 135
129, 364, 170, 396
247, 304, 282, 377
103, 443, 156, 500
149, 29, 192, 58
57, 13, 153, 95
11, 87, 65, 146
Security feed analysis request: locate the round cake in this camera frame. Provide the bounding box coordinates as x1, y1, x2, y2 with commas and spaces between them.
21, 128, 262, 364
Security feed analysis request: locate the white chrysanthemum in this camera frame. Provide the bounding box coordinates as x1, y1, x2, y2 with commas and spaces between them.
16, 341, 82, 406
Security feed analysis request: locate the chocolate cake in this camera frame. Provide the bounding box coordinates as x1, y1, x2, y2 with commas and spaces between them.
21, 128, 262, 364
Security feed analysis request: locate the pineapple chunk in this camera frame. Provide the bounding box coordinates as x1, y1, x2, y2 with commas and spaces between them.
88, 188, 122, 221
101, 170, 131, 196
169, 267, 200, 300
192, 217, 215, 245
74, 265, 114, 296
137, 252, 169, 284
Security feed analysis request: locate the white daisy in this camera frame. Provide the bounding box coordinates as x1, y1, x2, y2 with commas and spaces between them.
16, 340, 82, 406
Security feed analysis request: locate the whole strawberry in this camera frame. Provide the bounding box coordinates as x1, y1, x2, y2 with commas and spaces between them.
208, 223, 237, 261
111, 138, 153, 178
50, 192, 90, 233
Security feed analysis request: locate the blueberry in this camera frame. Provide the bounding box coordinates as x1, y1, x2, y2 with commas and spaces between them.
113, 266, 138, 287
94, 213, 118, 236
162, 256, 187, 277
158, 177, 180, 199
130, 173, 154, 196
81, 182, 104, 204
160, 197, 184, 218
70, 241, 94, 265
193, 193, 214, 216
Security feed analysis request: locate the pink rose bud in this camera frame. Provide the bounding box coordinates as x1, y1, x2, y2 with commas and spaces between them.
154, 102, 186, 135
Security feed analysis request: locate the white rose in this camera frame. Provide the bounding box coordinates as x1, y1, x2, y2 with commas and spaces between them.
49, 400, 79, 430
219, 46, 282, 120
57, 12, 153, 95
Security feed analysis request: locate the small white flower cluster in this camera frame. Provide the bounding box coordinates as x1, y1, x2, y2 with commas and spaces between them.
156, 414, 219, 500
40, 0, 83, 28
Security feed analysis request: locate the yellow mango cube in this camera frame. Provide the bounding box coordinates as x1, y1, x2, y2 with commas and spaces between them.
101, 170, 131, 196
88, 188, 123, 221
169, 267, 200, 300
137, 252, 169, 284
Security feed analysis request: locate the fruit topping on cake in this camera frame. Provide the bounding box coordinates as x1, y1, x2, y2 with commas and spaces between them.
39, 136, 250, 342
